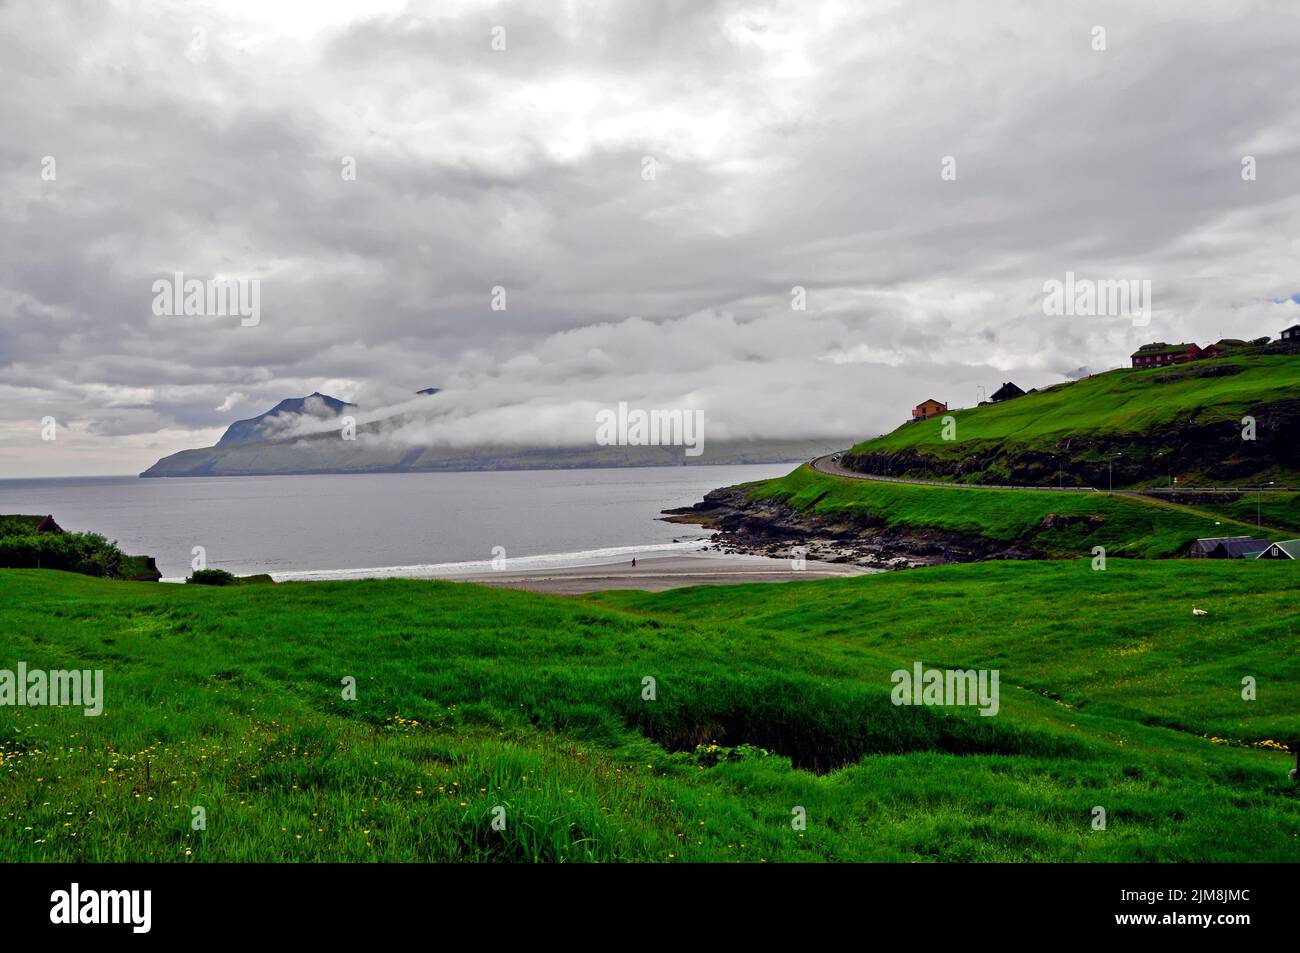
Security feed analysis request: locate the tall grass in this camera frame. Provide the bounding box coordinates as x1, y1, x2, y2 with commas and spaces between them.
2, 561, 1298, 862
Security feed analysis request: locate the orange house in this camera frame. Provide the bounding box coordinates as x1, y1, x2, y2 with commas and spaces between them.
911, 398, 947, 421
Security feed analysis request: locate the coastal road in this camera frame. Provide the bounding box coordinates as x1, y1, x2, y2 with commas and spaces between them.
807, 454, 1291, 536
808, 454, 1099, 491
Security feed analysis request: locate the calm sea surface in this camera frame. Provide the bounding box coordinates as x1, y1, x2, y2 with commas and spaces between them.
0, 464, 794, 580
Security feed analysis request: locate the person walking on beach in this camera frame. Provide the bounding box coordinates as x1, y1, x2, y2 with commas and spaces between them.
631, 558, 637, 568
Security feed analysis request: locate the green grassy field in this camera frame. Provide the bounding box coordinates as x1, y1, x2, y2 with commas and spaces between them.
745, 465, 1276, 557
845, 354, 1300, 486
2, 561, 1297, 862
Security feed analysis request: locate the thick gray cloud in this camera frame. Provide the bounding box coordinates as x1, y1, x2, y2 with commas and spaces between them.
2, 0, 1298, 475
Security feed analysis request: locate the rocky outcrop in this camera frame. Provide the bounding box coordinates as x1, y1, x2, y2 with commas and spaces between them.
663, 484, 1044, 570
1037, 513, 1105, 531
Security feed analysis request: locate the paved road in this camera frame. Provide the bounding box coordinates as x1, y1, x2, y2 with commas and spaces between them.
808, 454, 1099, 491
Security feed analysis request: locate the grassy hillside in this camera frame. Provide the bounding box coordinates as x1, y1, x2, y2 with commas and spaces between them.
844, 354, 1300, 487
2, 563, 1298, 862
744, 465, 1275, 557
1189, 491, 1300, 535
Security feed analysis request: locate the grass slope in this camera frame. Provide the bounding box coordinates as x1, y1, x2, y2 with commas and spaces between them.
745, 465, 1271, 557
1189, 492, 1300, 535
847, 354, 1300, 486
2, 563, 1298, 862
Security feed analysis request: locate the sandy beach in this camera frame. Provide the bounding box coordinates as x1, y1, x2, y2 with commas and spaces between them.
172, 543, 874, 591
450, 553, 870, 594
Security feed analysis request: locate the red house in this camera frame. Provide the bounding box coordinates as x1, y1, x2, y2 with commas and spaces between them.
1199, 338, 1247, 359
911, 398, 948, 421
1130, 342, 1201, 368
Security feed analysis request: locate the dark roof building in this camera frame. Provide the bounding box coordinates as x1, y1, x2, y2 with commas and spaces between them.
1188, 536, 1270, 559
1281, 324, 1300, 342
1216, 538, 1270, 558
1199, 339, 1250, 359
0, 514, 63, 536
989, 382, 1025, 402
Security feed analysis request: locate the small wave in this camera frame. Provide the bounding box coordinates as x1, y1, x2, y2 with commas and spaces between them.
260, 539, 713, 582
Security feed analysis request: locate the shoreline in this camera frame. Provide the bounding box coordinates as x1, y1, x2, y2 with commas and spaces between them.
662, 490, 946, 570
440, 553, 871, 593
161, 545, 873, 593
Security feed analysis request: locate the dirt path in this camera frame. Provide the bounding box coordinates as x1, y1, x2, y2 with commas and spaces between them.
1114, 491, 1289, 537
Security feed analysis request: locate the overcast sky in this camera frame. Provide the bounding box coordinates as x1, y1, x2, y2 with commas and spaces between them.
2, 0, 1299, 476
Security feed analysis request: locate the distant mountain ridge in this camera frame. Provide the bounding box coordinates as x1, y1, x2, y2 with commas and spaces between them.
142, 390, 839, 477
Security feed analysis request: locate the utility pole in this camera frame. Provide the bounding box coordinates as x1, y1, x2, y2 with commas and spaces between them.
1258, 482, 1275, 527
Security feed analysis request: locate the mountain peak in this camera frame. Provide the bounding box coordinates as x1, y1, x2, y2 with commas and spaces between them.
217, 393, 356, 446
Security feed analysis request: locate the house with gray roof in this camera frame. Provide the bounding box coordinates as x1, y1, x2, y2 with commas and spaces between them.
1189, 536, 1271, 559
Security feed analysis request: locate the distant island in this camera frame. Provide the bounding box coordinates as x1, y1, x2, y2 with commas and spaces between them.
141, 390, 842, 477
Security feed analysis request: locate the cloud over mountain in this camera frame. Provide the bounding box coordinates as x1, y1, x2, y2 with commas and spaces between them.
2, 0, 1299, 475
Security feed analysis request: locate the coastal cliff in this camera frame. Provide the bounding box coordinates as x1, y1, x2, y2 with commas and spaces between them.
663, 482, 1042, 569
664, 463, 1270, 569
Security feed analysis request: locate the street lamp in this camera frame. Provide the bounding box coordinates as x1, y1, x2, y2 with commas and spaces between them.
1108, 452, 1122, 493
1156, 448, 1172, 488
1258, 481, 1275, 527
